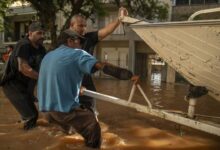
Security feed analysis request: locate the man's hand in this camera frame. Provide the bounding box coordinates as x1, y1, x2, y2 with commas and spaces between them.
118, 7, 128, 21
131, 75, 139, 85
98, 7, 128, 40
80, 86, 86, 96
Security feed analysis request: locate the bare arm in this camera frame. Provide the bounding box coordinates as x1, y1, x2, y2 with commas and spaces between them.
98, 7, 128, 40
17, 57, 38, 80
94, 61, 105, 70
98, 19, 121, 40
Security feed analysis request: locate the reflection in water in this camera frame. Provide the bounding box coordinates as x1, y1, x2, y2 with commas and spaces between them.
151, 72, 161, 87
165, 83, 176, 99
150, 72, 163, 108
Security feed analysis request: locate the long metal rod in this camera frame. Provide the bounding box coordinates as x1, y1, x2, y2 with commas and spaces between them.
83, 89, 220, 137
122, 16, 220, 27
137, 84, 152, 108
128, 84, 136, 102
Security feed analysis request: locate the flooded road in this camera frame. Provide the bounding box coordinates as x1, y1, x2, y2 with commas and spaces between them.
0, 76, 220, 149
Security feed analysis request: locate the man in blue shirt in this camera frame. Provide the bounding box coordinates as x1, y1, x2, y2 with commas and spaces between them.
37, 29, 137, 148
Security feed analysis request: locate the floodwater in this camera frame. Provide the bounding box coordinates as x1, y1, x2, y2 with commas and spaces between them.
0, 73, 220, 150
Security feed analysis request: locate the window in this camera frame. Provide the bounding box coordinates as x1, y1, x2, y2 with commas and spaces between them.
191, 0, 219, 4
175, 0, 219, 5
205, 0, 219, 4
4, 21, 29, 42
176, 0, 189, 5
191, 0, 204, 4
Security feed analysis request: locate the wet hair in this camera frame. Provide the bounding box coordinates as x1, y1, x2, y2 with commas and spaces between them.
70, 14, 86, 24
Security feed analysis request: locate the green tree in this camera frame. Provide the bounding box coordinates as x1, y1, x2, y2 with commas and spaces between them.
23, 0, 107, 48
1, 0, 168, 47
114, 0, 168, 21
0, 0, 14, 32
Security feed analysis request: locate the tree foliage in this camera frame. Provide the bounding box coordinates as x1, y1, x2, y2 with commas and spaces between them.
0, 0, 14, 31
113, 0, 168, 21
21, 0, 107, 47
1, 0, 168, 47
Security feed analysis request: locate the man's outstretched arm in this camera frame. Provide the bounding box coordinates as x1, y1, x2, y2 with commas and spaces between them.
93, 62, 138, 81
98, 7, 128, 40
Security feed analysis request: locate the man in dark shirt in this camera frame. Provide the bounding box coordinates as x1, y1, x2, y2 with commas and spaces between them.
2, 22, 46, 130
69, 7, 128, 112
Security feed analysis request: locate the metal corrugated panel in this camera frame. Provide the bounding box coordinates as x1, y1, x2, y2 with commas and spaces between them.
129, 19, 220, 101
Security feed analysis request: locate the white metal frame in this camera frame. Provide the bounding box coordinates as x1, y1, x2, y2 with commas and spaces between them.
83, 84, 220, 137
188, 7, 220, 21
91, 8, 220, 136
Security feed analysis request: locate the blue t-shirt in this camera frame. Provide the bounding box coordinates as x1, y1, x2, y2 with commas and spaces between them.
37, 45, 97, 112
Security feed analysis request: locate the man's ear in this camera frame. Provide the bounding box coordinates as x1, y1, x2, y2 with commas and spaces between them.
70, 22, 75, 29
28, 31, 32, 37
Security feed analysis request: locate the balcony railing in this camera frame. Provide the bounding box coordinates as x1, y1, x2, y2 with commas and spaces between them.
173, 0, 220, 6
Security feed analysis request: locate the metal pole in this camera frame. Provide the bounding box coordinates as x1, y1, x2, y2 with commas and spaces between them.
83, 89, 220, 136
188, 98, 197, 118
137, 84, 152, 108
128, 84, 136, 102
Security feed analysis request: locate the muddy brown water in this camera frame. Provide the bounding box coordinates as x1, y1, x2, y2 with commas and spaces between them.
0, 77, 220, 150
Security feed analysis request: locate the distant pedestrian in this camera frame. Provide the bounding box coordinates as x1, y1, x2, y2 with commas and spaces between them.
2, 45, 13, 62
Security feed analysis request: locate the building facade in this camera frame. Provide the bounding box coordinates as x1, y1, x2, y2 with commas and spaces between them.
4, 0, 217, 83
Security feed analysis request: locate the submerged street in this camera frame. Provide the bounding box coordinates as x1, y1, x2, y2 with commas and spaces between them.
0, 0, 220, 150
0, 76, 220, 150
